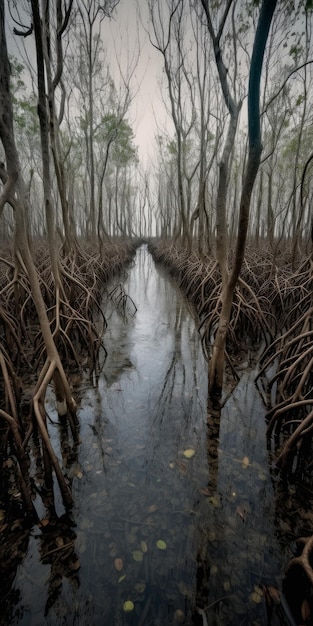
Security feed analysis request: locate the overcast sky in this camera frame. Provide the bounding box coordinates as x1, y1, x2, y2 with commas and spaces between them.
5, 0, 170, 166
102, 0, 170, 165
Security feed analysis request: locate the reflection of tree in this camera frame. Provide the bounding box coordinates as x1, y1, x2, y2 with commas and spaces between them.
269, 471, 313, 623
206, 400, 221, 497
0, 521, 30, 625
39, 514, 80, 617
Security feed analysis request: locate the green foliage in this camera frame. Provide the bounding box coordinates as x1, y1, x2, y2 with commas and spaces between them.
9, 55, 39, 137
95, 114, 138, 167
282, 123, 313, 166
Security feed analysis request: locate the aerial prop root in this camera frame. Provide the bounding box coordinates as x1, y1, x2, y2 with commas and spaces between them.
32, 358, 75, 507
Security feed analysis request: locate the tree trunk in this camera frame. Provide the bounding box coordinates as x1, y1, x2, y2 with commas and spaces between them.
208, 0, 278, 397
0, 0, 75, 506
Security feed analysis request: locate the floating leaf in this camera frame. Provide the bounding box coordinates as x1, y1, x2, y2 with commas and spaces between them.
134, 582, 146, 593
249, 587, 263, 604
118, 575, 126, 583
114, 558, 123, 571
183, 448, 195, 459
148, 504, 157, 513
241, 456, 250, 469
123, 600, 134, 612
132, 550, 143, 561
69, 559, 80, 571
199, 487, 211, 496
156, 539, 167, 550
209, 495, 220, 507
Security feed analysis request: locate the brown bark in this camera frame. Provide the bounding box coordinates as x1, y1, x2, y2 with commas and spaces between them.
0, 0, 75, 506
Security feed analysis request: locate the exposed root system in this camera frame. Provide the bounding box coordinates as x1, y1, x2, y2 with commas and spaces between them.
0, 238, 136, 517
149, 239, 313, 479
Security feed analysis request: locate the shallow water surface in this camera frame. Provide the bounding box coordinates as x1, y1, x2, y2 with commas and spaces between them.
4, 246, 289, 625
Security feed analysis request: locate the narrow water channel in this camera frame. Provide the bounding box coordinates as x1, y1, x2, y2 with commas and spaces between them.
6, 245, 288, 625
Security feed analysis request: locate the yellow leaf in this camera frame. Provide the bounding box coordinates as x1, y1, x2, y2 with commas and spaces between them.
123, 600, 134, 612
132, 550, 143, 561
249, 587, 263, 604
118, 575, 126, 583
241, 456, 250, 469
156, 539, 167, 550
183, 448, 195, 459
209, 495, 220, 507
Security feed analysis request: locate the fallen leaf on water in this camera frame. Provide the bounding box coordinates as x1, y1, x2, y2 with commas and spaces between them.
118, 575, 126, 583
199, 487, 211, 496
249, 586, 263, 604
156, 539, 167, 550
123, 600, 134, 612
134, 582, 146, 593
132, 550, 143, 561
114, 558, 123, 571
183, 448, 196, 459
241, 456, 250, 469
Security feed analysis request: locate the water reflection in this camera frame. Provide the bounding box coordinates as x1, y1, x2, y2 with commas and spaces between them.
4, 245, 290, 625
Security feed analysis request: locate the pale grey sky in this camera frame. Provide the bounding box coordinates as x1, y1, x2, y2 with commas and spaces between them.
103, 0, 171, 164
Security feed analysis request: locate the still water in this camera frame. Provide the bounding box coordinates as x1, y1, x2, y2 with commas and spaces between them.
4, 245, 288, 625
